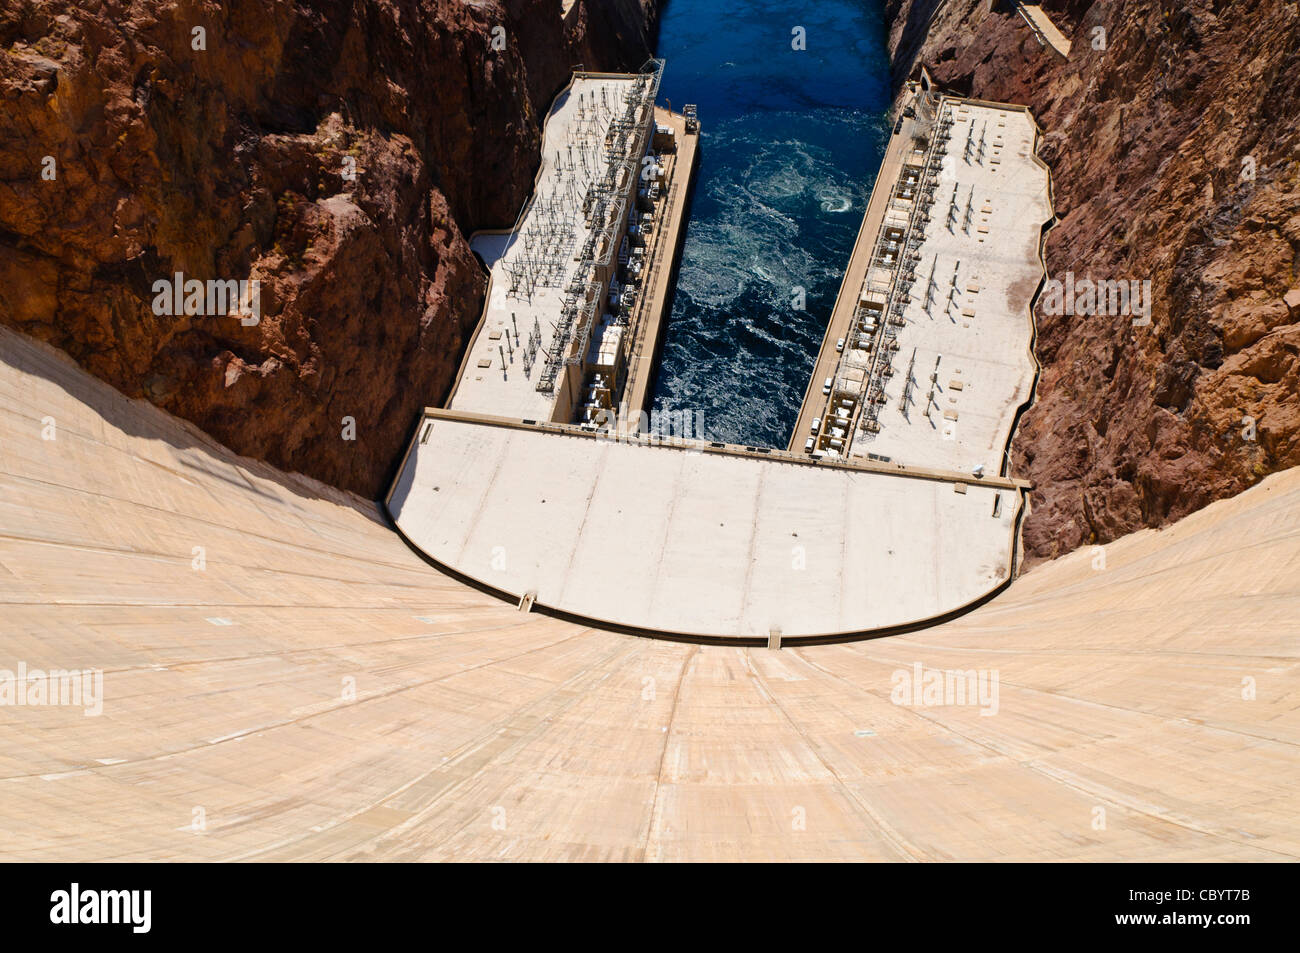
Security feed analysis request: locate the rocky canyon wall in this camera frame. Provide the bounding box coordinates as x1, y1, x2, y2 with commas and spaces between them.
0, 0, 659, 496
887, 0, 1300, 561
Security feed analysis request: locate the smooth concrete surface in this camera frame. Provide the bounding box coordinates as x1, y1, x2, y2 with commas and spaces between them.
2, 326, 1298, 862
389, 412, 1021, 639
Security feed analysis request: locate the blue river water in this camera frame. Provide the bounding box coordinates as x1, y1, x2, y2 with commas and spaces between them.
648, 0, 893, 447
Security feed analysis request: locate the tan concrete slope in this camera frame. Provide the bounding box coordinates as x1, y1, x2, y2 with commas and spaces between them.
1, 326, 1297, 861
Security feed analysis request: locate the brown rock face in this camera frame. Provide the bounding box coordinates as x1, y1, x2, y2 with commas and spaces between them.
886, 0, 1300, 562
0, 0, 659, 495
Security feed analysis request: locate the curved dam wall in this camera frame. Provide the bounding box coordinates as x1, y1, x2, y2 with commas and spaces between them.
3, 325, 1297, 861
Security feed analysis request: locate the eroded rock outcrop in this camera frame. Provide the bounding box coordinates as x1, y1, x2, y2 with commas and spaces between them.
0, 0, 658, 495
887, 0, 1300, 561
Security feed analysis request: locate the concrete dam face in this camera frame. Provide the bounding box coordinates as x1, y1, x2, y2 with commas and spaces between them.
3, 324, 1297, 862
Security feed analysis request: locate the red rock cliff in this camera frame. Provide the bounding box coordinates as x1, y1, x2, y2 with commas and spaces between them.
887, 0, 1300, 561
0, 0, 659, 495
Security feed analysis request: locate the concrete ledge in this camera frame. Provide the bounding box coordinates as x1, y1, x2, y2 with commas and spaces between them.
386, 412, 1026, 640
407, 407, 1030, 491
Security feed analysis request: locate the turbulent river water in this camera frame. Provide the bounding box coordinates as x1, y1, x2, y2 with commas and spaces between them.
648, 0, 893, 447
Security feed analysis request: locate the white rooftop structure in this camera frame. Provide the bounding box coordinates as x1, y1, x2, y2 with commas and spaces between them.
389, 414, 1021, 638
587, 315, 623, 365
452, 74, 648, 422
853, 99, 1050, 472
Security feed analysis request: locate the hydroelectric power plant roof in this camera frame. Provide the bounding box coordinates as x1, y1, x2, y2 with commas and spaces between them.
452, 73, 650, 422
389, 71, 1048, 640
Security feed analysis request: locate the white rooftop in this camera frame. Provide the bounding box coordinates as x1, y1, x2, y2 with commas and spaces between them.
853, 100, 1050, 471
389, 415, 1021, 638
451, 75, 641, 422
587, 315, 623, 365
